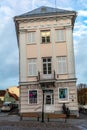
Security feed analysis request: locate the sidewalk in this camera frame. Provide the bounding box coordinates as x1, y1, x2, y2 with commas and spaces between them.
0, 119, 81, 130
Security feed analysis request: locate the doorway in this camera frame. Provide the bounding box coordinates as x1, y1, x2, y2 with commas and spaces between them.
44, 90, 54, 113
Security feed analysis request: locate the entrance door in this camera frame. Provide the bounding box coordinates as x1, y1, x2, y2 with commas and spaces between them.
44, 90, 54, 113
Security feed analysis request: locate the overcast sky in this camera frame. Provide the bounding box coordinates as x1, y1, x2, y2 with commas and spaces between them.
0, 0, 87, 89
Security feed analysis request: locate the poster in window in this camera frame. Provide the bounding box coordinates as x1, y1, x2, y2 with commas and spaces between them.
29, 90, 37, 103
59, 88, 67, 99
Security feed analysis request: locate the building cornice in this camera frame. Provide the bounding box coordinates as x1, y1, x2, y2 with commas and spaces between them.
19, 78, 77, 86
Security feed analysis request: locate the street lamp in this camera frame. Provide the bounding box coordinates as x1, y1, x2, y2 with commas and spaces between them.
41, 84, 45, 122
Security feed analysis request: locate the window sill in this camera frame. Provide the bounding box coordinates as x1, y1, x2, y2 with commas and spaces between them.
58, 101, 69, 103
41, 42, 51, 44
57, 73, 68, 75
26, 43, 37, 45
55, 41, 66, 43
27, 75, 38, 77
28, 103, 37, 105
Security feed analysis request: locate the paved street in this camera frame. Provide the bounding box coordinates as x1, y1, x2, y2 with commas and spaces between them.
0, 112, 87, 130
0, 120, 81, 130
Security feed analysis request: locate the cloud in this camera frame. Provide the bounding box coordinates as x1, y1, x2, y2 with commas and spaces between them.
0, 20, 19, 89
78, 10, 87, 17
75, 35, 87, 84
74, 22, 87, 38
84, 20, 87, 24
0, 5, 14, 16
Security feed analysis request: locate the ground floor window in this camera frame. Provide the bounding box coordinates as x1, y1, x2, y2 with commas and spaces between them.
58, 88, 68, 102
28, 90, 37, 104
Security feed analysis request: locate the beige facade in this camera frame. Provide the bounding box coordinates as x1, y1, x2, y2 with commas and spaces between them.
14, 6, 78, 116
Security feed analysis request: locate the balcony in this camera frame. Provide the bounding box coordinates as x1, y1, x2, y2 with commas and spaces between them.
37, 71, 56, 83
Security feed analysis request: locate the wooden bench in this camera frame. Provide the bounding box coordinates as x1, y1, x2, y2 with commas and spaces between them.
47, 113, 67, 122
20, 112, 40, 121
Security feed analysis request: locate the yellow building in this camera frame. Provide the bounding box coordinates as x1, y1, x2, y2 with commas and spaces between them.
7, 86, 19, 97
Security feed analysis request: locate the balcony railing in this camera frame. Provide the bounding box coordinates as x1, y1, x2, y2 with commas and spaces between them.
37, 70, 56, 81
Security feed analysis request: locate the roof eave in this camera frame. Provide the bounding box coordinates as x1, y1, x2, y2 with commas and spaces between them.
14, 12, 76, 22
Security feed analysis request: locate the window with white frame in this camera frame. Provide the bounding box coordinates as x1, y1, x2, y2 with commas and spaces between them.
41, 30, 50, 43
58, 88, 68, 102
28, 59, 37, 76
27, 32, 35, 44
28, 90, 37, 104
57, 57, 67, 74
42, 58, 52, 74
56, 29, 65, 42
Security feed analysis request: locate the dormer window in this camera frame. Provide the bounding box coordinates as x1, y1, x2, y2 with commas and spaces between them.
41, 7, 46, 13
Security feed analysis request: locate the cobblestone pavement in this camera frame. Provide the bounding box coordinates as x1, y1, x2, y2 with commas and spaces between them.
0, 120, 81, 130
0, 113, 87, 130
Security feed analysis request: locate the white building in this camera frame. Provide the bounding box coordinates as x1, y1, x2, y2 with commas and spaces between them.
14, 6, 78, 116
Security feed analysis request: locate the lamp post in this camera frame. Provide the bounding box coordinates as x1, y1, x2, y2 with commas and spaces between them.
41, 85, 45, 122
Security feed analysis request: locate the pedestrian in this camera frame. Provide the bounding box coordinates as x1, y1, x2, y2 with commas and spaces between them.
62, 103, 67, 114
66, 107, 70, 118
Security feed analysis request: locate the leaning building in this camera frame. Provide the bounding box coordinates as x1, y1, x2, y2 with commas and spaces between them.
14, 6, 78, 116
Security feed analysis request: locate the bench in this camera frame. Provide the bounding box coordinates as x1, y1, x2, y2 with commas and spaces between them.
20, 112, 40, 121
47, 113, 67, 122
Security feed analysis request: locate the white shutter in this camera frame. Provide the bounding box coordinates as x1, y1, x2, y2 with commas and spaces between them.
56, 30, 65, 42
62, 57, 67, 73
28, 32, 35, 43
28, 59, 37, 76
31, 32, 35, 43
57, 57, 67, 74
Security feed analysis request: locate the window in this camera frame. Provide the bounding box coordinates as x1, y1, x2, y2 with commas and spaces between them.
57, 57, 67, 74
28, 59, 37, 76
27, 32, 35, 44
43, 58, 52, 74
56, 29, 65, 42
28, 90, 37, 104
58, 88, 68, 102
41, 31, 50, 43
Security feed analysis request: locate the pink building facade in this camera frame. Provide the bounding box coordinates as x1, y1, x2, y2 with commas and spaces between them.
14, 6, 78, 116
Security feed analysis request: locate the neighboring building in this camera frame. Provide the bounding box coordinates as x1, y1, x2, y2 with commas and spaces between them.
4, 89, 19, 103
7, 86, 19, 97
14, 6, 78, 116
0, 90, 6, 101
77, 84, 87, 105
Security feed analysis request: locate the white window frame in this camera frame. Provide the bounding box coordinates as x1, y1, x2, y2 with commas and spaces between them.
57, 56, 67, 74
28, 89, 38, 104
28, 59, 37, 76
58, 87, 69, 102
55, 29, 65, 42
42, 57, 52, 74
27, 31, 35, 44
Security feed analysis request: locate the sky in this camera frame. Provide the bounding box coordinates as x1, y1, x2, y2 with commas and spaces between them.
0, 0, 87, 89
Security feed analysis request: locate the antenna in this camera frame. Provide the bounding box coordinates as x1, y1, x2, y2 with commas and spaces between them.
55, 0, 57, 21
55, 0, 56, 9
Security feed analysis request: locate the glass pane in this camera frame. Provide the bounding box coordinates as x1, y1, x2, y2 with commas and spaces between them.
46, 95, 51, 104
59, 88, 67, 99
47, 36, 50, 42
42, 37, 45, 42
29, 90, 37, 103
41, 32, 45, 36
46, 31, 50, 36
43, 59, 46, 62
43, 70, 47, 74
48, 58, 51, 62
